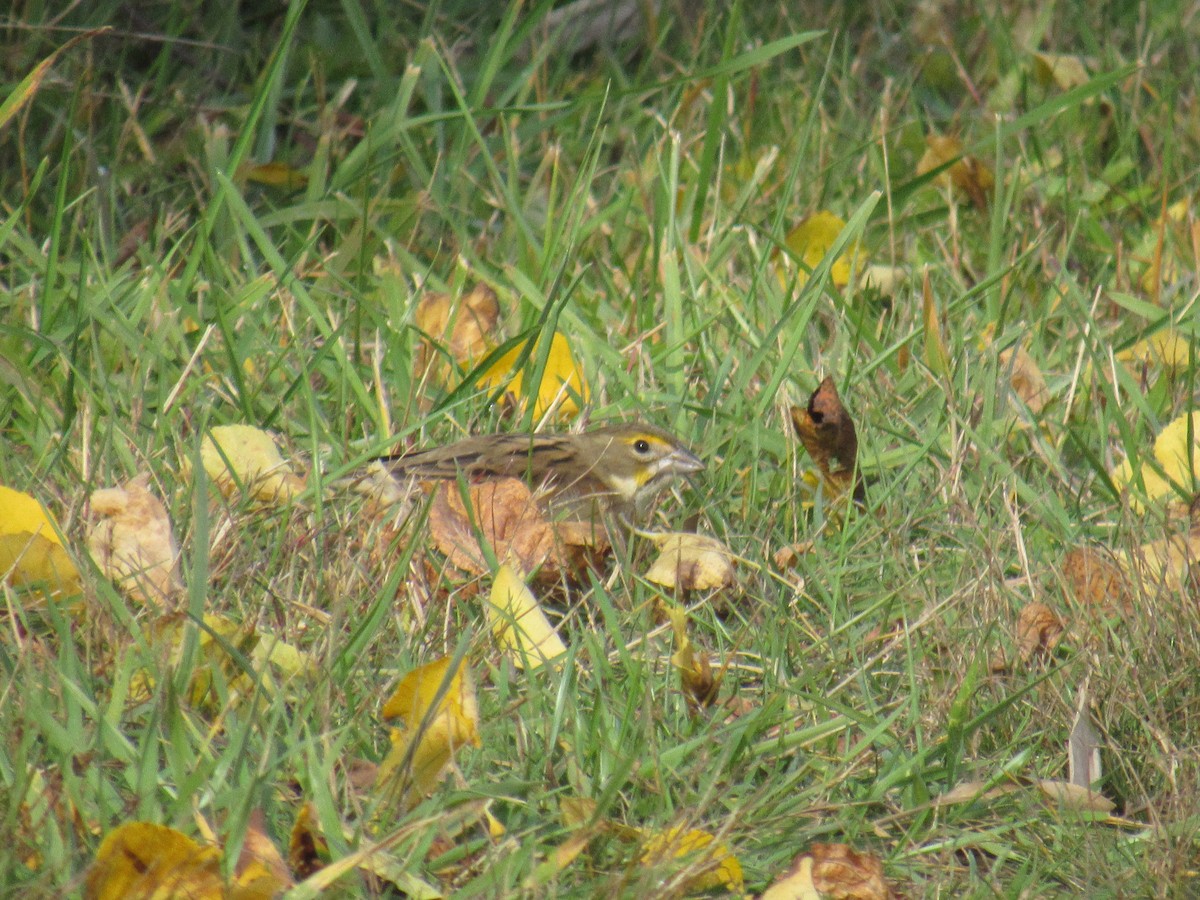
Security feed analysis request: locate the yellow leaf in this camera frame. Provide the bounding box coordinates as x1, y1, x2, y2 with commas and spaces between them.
0, 484, 80, 594
415, 283, 501, 387
197, 425, 305, 503
377, 657, 481, 808
85, 822, 224, 900
1110, 411, 1200, 513
238, 160, 308, 189
477, 332, 589, 421
645, 532, 735, 591
87, 475, 182, 606
916, 134, 994, 208
921, 269, 950, 378
639, 825, 744, 893
667, 606, 718, 710
486, 565, 567, 670
1032, 52, 1092, 91
777, 210, 868, 289
1118, 330, 1192, 370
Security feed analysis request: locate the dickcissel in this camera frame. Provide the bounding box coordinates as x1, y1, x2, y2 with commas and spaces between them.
382, 422, 704, 519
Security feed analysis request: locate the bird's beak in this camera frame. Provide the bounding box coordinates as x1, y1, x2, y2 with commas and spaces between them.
669, 446, 705, 474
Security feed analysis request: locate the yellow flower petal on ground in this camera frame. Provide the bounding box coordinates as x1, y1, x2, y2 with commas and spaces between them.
477, 332, 589, 421
0, 484, 80, 593
487, 565, 567, 670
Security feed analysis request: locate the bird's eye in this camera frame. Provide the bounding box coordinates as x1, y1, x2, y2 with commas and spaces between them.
633, 438, 651, 454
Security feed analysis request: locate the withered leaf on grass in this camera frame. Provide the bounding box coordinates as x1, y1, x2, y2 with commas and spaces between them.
414, 283, 501, 387
377, 656, 481, 810
1061, 546, 1132, 610
790, 376, 865, 504
916, 133, 995, 208
486, 565, 567, 670
762, 842, 894, 900
84, 820, 293, 900
645, 533, 735, 591
637, 825, 744, 894
667, 605, 719, 712
776, 210, 869, 290
998, 343, 1050, 414
1109, 411, 1200, 513
428, 478, 609, 580
195, 424, 305, 503
1016, 602, 1065, 662
87, 475, 182, 607
477, 331, 590, 421
0, 484, 81, 595
429, 478, 558, 577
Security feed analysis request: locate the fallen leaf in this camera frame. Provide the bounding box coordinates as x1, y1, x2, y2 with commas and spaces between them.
772, 541, 815, 570
645, 533, 735, 591
1109, 411, 1200, 513
761, 854, 821, 900
1035, 779, 1115, 814
921, 269, 951, 378
1118, 330, 1193, 371
765, 843, 893, 900
415, 283, 501, 387
1061, 546, 1132, 610
999, 344, 1050, 414
84, 822, 224, 900
234, 810, 294, 895
0, 484, 81, 594
1016, 602, 1064, 662
288, 803, 328, 880
1118, 521, 1200, 597
917, 133, 994, 208
429, 478, 558, 577
1032, 52, 1092, 91
790, 376, 864, 504
87, 475, 182, 606
667, 605, 719, 711
477, 331, 589, 420
486, 565, 567, 670
377, 656, 481, 809
197, 424, 305, 503
638, 825, 743, 893
238, 160, 308, 189
777, 210, 868, 289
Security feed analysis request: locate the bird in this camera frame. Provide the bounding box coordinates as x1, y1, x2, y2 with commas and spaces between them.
380, 422, 705, 520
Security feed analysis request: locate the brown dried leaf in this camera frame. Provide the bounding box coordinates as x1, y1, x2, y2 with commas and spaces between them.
764, 843, 894, 900
790, 377, 863, 503
1016, 602, 1064, 662
1062, 546, 1132, 610
772, 541, 814, 570
429, 478, 558, 577
87, 475, 182, 607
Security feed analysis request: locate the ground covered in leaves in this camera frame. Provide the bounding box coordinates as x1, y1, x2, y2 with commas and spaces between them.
3, 1, 1200, 896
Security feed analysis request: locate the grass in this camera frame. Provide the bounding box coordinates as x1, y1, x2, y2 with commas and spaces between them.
3, 0, 1200, 895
